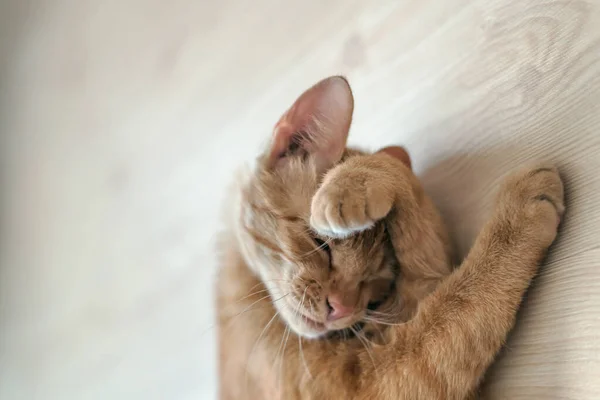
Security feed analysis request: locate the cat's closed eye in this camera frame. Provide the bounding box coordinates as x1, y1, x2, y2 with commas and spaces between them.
314, 235, 332, 256
313, 237, 331, 255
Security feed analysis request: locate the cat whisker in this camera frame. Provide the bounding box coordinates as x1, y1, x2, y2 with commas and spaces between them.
245, 311, 280, 392
294, 287, 308, 318
275, 326, 291, 391
342, 329, 348, 341
231, 278, 293, 307
350, 326, 379, 379
298, 236, 334, 258
234, 288, 271, 303
244, 278, 294, 293
307, 299, 317, 316
240, 281, 264, 296
281, 325, 293, 388
197, 293, 280, 339
362, 320, 385, 343
298, 335, 312, 380
356, 326, 379, 349
209, 293, 289, 338
365, 309, 400, 319
224, 291, 280, 314
371, 321, 385, 338
362, 316, 404, 327
295, 287, 313, 380
366, 308, 396, 315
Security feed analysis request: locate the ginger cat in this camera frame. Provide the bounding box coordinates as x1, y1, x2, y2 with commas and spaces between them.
216, 76, 565, 399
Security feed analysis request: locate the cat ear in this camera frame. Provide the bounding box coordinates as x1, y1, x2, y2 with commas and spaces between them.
376, 146, 412, 170
268, 76, 354, 171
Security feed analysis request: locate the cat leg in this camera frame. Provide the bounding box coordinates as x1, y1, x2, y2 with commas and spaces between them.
309, 162, 563, 399
385, 164, 565, 399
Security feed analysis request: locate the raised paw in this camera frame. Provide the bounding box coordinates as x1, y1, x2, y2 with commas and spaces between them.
310, 166, 394, 238
497, 163, 565, 248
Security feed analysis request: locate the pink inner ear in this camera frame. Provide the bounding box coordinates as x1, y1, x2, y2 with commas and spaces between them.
267, 76, 354, 170
270, 122, 297, 161
376, 146, 412, 170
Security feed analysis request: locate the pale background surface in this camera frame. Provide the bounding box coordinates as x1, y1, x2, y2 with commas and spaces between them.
1, 0, 599, 399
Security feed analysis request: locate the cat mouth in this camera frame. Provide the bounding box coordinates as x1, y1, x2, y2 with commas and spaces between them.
297, 301, 384, 334
284, 298, 326, 332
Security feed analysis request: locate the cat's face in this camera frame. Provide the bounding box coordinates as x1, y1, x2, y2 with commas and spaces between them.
241, 156, 398, 338
237, 77, 398, 338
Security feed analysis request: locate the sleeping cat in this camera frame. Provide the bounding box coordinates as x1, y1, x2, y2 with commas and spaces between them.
216, 76, 565, 399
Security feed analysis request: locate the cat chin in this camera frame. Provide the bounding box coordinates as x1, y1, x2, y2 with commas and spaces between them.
288, 316, 361, 340
301, 331, 328, 340
284, 316, 328, 339
282, 306, 365, 339
293, 322, 328, 339
289, 325, 328, 339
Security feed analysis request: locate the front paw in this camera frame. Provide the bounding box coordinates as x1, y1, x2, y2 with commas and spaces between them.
310, 166, 394, 238
497, 163, 565, 248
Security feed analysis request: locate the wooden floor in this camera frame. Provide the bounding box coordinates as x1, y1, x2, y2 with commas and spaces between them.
1, 0, 600, 398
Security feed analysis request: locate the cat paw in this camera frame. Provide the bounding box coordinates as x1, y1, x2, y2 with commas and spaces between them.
310, 167, 393, 238
497, 163, 565, 248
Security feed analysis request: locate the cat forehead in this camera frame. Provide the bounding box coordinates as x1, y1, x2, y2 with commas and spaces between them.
254, 148, 368, 213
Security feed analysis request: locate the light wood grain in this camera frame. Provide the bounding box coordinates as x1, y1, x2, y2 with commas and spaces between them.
1, 0, 599, 398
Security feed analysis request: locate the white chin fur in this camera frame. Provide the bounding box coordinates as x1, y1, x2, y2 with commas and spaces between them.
289, 321, 327, 339
300, 330, 327, 339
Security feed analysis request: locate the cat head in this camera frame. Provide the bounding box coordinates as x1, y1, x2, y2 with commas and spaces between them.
237, 77, 408, 338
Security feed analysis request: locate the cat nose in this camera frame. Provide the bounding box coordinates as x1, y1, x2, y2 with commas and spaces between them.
326, 294, 354, 321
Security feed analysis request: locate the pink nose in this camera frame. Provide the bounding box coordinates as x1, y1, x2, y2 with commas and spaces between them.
326, 295, 354, 321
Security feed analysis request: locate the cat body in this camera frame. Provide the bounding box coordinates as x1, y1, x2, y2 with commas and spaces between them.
216, 77, 564, 399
